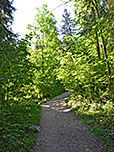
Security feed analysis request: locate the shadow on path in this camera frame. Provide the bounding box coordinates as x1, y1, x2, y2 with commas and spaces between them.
32, 92, 105, 152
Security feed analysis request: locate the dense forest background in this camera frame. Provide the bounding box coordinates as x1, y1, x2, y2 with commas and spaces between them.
0, 0, 114, 151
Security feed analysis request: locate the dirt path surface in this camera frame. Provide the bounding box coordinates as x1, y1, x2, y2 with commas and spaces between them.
32, 92, 105, 152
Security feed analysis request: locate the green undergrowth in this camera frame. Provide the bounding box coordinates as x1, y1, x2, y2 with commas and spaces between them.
0, 102, 41, 152
67, 93, 114, 152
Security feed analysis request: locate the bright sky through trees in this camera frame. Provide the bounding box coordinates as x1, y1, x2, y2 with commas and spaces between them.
12, 0, 70, 37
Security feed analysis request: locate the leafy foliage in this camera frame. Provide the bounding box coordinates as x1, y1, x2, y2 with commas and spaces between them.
0, 1, 41, 151
0, 1, 114, 152
0, 0, 15, 40
67, 93, 114, 152
1, 103, 41, 152
60, 0, 114, 151
26, 4, 65, 99
0, 4, 65, 150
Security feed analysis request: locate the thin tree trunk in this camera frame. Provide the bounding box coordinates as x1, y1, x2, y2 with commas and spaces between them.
95, 31, 101, 59
92, 0, 111, 88
92, 6, 101, 59
100, 30, 111, 76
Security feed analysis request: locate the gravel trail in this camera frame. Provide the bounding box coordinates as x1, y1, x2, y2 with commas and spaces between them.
32, 92, 105, 152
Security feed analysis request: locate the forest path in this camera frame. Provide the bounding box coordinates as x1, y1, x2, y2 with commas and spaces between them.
32, 92, 105, 152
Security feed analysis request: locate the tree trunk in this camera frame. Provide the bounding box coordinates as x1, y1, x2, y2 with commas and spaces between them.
91, 0, 111, 88
91, 6, 101, 59
95, 31, 101, 59
100, 30, 111, 76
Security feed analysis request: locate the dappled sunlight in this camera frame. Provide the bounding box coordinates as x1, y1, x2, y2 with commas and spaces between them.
43, 97, 72, 113
43, 104, 50, 108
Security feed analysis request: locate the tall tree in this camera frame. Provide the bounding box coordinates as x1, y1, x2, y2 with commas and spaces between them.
0, 0, 15, 40
91, 0, 111, 75
59, 0, 114, 98
27, 4, 62, 98
60, 8, 73, 37
60, 8, 75, 52
62, 0, 113, 87
0, 0, 16, 101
